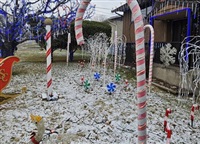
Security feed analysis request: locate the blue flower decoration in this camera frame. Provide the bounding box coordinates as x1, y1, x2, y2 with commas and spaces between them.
94, 72, 100, 81
107, 83, 116, 93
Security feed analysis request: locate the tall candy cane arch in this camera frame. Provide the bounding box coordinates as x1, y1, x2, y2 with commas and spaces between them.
75, 0, 147, 143
144, 24, 154, 93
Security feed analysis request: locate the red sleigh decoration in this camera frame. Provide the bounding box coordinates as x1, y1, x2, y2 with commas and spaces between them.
0, 56, 21, 104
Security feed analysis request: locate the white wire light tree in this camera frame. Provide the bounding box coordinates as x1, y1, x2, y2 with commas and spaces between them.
178, 36, 200, 103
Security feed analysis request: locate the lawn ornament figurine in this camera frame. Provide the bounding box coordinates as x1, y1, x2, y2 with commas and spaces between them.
29, 114, 45, 144
0, 56, 22, 105
29, 115, 81, 144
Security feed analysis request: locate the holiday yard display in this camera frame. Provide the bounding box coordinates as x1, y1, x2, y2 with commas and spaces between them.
75, 0, 147, 143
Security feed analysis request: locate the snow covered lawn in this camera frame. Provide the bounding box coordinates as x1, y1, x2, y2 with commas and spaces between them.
0, 44, 199, 144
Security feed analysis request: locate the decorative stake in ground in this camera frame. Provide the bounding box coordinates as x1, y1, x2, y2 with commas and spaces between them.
107, 83, 116, 95
165, 123, 172, 144
114, 30, 118, 76
80, 76, 84, 85
144, 24, 154, 93
124, 79, 129, 89
164, 108, 171, 131
42, 18, 58, 101
94, 72, 100, 81
127, 0, 147, 143
115, 73, 121, 82
84, 80, 90, 91
191, 104, 199, 127
66, 33, 71, 66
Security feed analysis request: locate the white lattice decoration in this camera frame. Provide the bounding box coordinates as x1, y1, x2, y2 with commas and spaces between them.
160, 43, 177, 66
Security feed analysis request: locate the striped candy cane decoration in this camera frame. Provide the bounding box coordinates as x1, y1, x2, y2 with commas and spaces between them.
144, 24, 154, 93
44, 18, 53, 98
75, 0, 91, 45
127, 0, 147, 143
165, 123, 172, 144
114, 30, 118, 76
191, 104, 199, 127
164, 108, 171, 131
80, 76, 84, 85
66, 33, 71, 66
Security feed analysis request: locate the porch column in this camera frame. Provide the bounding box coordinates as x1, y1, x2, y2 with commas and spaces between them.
186, 8, 191, 61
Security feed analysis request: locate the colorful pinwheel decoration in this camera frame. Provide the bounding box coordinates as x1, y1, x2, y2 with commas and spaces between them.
107, 83, 116, 94
94, 72, 100, 81
115, 74, 121, 82
84, 80, 90, 90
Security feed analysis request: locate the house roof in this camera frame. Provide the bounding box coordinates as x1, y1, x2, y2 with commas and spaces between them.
111, 0, 152, 13
106, 15, 123, 21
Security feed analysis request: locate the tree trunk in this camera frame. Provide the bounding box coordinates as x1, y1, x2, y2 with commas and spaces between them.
69, 50, 74, 61
1, 41, 16, 58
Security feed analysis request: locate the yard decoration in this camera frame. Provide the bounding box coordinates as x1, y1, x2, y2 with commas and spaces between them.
75, 0, 90, 45
42, 18, 58, 101
190, 104, 199, 127
29, 115, 80, 143
114, 30, 118, 76
178, 36, 200, 102
144, 24, 154, 93
160, 43, 177, 67
115, 73, 121, 82
107, 83, 116, 94
75, 0, 147, 143
78, 60, 85, 70
165, 123, 172, 144
29, 114, 45, 144
0, 56, 26, 105
66, 33, 71, 66
164, 108, 171, 131
80, 76, 84, 85
87, 33, 110, 87
124, 79, 129, 89
94, 72, 100, 81
84, 80, 90, 90
127, 0, 147, 143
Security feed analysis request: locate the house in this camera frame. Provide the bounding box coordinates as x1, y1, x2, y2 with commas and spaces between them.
112, 0, 199, 88
105, 16, 123, 44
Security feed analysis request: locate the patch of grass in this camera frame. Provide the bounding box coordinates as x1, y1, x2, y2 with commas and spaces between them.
117, 67, 136, 82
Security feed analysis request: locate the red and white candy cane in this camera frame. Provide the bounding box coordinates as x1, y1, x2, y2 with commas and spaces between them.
164, 108, 171, 131
127, 0, 147, 143
114, 30, 118, 76
44, 18, 53, 98
191, 104, 199, 127
144, 24, 154, 93
66, 33, 71, 66
124, 79, 129, 88
75, 0, 147, 143
165, 123, 172, 144
80, 76, 84, 85
75, 0, 91, 45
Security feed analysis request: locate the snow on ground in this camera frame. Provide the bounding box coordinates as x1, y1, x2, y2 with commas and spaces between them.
0, 45, 200, 144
